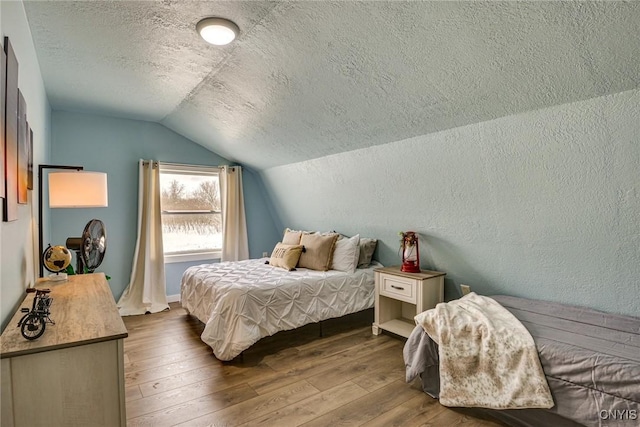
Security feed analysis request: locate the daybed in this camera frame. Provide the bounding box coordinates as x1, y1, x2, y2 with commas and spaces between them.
181, 230, 379, 360
404, 294, 640, 427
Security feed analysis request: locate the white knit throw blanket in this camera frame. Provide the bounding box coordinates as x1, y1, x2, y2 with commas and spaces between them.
415, 292, 554, 409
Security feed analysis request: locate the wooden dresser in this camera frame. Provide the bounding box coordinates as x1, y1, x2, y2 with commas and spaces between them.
1, 273, 128, 426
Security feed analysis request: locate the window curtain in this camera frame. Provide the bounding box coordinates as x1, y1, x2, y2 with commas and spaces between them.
219, 165, 249, 261
118, 160, 169, 315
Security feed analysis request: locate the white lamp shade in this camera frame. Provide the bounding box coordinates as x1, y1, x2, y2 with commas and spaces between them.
49, 171, 108, 208
197, 18, 239, 45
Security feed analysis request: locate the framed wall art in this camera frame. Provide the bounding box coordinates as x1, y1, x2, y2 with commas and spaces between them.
3, 36, 19, 221
17, 89, 27, 204
28, 126, 33, 190
1, 47, 6, 200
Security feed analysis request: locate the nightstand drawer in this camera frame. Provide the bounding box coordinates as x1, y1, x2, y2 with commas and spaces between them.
379, 274, 416, 304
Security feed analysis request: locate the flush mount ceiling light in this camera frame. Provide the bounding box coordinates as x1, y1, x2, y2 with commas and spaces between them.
197, 17, 239, 46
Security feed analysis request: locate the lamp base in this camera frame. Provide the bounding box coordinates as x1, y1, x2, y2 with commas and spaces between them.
48, 273, 68, 282
401, 262, 420, 273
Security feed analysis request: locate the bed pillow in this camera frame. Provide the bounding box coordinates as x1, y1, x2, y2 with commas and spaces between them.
357, 238, 378, 268
330, 234, 360, 272
282, 228, 303, 245
298, 233, 339, 271
269, 243, 304, 271
318, 230, 339, 236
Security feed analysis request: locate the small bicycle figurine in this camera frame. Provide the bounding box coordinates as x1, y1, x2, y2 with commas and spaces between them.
17, 288, 55, 340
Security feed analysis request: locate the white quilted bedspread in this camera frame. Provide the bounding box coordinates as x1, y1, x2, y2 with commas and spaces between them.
180, 258, 379, 360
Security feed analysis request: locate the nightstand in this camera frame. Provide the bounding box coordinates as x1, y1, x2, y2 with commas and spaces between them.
372, 266, 445, 338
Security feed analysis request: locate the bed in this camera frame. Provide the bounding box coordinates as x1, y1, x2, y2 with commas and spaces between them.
181, 258, 380, 360
404, 295, 640, 427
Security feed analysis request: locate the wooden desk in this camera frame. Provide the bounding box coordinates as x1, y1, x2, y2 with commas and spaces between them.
1, 273, 128, 426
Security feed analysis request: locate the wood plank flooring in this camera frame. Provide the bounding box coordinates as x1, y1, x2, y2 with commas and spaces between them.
123, 303, 506, 426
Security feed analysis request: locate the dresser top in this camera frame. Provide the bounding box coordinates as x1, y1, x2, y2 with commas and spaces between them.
374, 265, 446, 280
1, 273, 128, 358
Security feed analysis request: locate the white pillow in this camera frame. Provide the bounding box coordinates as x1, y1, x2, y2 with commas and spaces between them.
330, 234, 360, 272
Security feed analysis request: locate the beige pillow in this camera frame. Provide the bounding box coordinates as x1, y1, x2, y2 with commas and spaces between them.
298, 233, 339, 271
282, 228, 303, 245
269, 243, 303, 271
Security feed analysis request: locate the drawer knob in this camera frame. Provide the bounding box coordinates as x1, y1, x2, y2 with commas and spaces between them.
391, 285, 405, 290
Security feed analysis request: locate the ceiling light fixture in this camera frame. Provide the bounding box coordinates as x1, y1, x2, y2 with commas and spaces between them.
197, 17, 239, 46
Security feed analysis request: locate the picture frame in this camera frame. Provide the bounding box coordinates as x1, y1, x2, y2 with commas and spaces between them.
28, 126, 33, 190
17, 89, 27, 204
3, 36, 19, 221
1, 47, 6, 200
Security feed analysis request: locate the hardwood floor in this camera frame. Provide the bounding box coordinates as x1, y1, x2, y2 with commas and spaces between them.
123, 303, 506, 426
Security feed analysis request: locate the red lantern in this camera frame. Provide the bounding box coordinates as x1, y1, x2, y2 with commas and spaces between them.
400, 231, 420, 273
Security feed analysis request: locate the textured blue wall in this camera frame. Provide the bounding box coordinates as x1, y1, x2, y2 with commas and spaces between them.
243, 166, 284, 256
260, 89, 640, 317
50, 111, 280, 300
0, 1, 52, 331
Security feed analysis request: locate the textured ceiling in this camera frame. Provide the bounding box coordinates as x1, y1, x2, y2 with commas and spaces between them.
24, 1, 640, 170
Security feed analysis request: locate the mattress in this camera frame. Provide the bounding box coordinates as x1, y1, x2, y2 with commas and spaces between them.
404, 295, 640, 427
181, 258, 379, 360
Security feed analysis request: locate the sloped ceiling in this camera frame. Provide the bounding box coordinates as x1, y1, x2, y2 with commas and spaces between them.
24, 1, 640, 170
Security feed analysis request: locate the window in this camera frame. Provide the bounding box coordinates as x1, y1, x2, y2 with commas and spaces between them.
159, 164, 222, 263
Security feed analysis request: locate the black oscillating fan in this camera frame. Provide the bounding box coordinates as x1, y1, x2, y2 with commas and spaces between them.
66, 219, 107, 274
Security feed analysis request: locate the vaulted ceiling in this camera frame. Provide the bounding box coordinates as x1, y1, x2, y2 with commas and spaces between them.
24, 1, 640, 170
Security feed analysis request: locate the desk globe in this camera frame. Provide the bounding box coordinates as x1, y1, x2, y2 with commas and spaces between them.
43, 244, 72, 281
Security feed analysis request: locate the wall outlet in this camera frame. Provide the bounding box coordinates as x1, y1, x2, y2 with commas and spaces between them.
262, 252, 269, 258
460, 284, 471, 296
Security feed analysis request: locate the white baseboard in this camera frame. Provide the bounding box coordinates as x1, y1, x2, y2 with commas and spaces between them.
166, 294, 181, 303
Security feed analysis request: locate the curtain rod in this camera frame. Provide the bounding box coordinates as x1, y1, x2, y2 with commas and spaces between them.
141, 160, 237, 171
